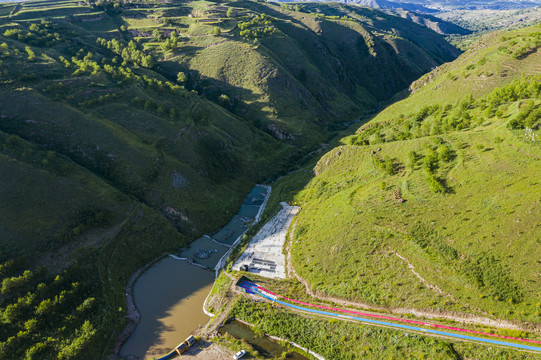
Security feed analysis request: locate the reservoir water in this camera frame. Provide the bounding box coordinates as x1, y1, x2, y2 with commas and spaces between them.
120, 185, 270, 359
120, 258, 214, 359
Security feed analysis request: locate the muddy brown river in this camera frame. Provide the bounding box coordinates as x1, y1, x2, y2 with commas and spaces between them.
120, 258, 214, 359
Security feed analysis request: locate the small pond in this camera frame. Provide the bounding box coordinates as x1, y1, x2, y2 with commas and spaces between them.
220, 320, 311, 360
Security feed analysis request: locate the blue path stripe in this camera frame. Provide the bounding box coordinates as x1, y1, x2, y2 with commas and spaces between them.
257, 292, 541, 353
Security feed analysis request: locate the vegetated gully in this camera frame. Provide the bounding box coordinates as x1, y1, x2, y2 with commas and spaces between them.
120, 185, 270, 360
238, 282, 541, 354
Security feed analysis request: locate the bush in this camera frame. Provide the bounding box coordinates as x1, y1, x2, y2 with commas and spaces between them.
406, 151, 417, 170
463, 254, 523, 303
425, 173, 446, 193
384, 156, 395, 175
422, 151, 438, 174
437, 145, 451, 162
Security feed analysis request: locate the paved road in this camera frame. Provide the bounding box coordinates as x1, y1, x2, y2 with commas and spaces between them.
239, 282, 541, 353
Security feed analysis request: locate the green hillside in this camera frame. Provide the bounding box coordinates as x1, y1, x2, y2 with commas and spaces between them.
278, 24, 541, 328
0, 0, 462, 358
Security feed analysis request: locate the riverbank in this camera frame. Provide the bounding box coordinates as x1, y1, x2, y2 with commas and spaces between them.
113, 253, 169, 356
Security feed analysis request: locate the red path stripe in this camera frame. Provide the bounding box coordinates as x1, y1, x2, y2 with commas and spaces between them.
257, 286, 541, 345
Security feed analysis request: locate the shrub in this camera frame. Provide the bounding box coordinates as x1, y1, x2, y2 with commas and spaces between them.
384, 156, 395, 175
406, 150, 417, 170
425, 173, 446, 193
422, 151, 437, 174
437, 145, 451, 162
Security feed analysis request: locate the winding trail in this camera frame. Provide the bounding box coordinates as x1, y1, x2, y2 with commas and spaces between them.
239, 281, 541, 353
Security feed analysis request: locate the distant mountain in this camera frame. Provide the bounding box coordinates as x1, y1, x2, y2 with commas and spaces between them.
343, 0, 438, 13
273, 0, 541, 12
386, 8, 473, 35
397, 0, 541, 10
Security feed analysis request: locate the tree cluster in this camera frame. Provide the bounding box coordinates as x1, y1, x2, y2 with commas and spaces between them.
160, 32, 179, 51
0, 256, 102, 360
2, 21, 61, 47
96, 38, 154, 68
238, 14, 276, 40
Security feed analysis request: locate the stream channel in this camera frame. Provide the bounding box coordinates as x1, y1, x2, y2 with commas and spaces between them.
120, 185, 270, 360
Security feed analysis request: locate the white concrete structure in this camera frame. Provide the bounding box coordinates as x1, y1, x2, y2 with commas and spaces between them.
232, 202, 299, 279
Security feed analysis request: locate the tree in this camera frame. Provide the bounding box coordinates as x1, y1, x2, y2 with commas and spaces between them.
437, 145, 451, 162
422, 150, 438, 174
226, 7, 234, 17
57, 321, 96, 360
141, 54, 154, 68
177, 71, 187, 83
144, 99, 154, 110
407, 151, 417, 170
212, 27, 221, 36
218, 94, 230, 106
25, 46, 36, 62
153, 29, 163, 41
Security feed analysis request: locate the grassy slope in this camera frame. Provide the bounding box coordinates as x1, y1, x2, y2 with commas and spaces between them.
283, 25, 541, 328
161, 0, 459, 145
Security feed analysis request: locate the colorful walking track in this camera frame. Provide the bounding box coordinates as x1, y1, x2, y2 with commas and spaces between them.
238, 281, 541, 353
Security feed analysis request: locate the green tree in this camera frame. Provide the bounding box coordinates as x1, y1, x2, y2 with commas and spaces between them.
437, 145, 451, 162
25, 46, 36, 62
152, 29, 163, 41
57, 321, 96, 359
177, 71, 187, 83
218, 94, 230, 106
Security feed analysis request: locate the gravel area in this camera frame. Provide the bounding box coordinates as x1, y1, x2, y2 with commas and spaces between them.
232, 202, 299, 278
